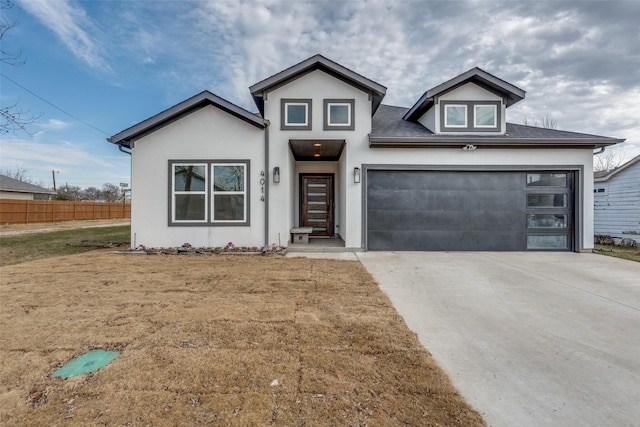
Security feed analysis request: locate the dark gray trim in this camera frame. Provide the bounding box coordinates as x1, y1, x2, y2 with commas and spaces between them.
168, 159, 251, 227
323, 99, 355, 130
109, 91, 266, 149
250, 54, 386, 116
404, 67, 525, 122
361, 164, 584, 252
281, 99, 312, 130
299, 173, 335, 237
440, 101, 501, 133
264, 125, 270, 247
369, 136, 624, 149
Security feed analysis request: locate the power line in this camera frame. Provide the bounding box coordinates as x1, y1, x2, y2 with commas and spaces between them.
0, 72, 111, 136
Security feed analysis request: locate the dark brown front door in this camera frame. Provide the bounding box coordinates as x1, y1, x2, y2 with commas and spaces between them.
300, 174, 334, 237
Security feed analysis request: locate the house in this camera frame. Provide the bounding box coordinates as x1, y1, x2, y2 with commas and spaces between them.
0, 174, 56, 200
108, 54, 624, 251
594, 154, 640, 238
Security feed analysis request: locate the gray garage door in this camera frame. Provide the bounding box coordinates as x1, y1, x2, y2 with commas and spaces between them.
366, 170, 574, 251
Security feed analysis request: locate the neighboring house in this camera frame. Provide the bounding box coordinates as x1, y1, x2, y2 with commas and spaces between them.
0, 174, 56, 200
109, 54, 624, 251
594, 155, 640, 237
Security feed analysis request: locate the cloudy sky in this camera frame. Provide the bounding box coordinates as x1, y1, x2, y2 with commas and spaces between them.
1, 0, 639, 189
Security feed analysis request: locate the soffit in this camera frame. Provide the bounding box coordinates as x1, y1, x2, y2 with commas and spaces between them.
289, 139, 346, 161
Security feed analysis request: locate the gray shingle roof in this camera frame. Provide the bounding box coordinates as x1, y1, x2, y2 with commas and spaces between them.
371, 104, 624, 148
108, 91, 267, 148
0, 175, 55, 194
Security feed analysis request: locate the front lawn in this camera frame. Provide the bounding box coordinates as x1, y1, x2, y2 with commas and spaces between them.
594, 244, 640, 263
0, 225, 130, 267
0, 252, 484, 426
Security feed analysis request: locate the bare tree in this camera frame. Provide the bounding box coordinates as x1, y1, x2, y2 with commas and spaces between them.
594, 147, 627, 172
522, 114, 558, 129
1, 0, 41, 135
1, 166, 31, 182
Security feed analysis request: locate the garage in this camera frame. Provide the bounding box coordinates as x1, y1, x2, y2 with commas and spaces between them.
366, 169, 574, 251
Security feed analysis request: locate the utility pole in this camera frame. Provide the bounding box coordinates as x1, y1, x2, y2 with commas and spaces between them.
52, 170, 57, 192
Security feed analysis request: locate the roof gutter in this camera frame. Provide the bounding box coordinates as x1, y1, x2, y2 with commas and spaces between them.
369, 136, 625, 149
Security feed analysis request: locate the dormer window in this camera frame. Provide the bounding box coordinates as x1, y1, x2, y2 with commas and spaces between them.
444, 104, 467, 128
324, 99, 355, 130
441, 101, 501, 132
474, 105, 497, 128
281, 99, 312, 130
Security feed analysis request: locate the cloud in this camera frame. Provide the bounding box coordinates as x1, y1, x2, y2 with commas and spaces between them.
18, 0, 110, 71
40, 118, 71, 130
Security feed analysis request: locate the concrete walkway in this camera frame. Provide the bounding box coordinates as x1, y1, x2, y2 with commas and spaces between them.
357, 252, 640, 427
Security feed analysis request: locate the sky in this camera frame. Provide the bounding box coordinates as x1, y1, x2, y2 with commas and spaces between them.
1, 0, 639, 190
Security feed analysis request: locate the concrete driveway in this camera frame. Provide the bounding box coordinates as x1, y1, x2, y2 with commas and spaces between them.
357, 252, 640, 427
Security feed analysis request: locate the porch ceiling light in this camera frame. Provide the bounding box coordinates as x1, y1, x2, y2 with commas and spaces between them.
354, 167, 361, 183
273, 166, 280, 183
313, 143, 322, 147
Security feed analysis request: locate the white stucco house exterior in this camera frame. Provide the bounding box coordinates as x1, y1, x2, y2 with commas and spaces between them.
594, 155, 640, 238
109, 54, 624, 251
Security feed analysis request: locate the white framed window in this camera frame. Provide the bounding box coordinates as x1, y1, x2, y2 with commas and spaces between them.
172, 164, 208, 223
212, 163, 246, 222
474, 105, 497, 128
170, 160, 249, 225
323, 99, 354, 130
281, 99, 312, 130
444, 104, 467, 128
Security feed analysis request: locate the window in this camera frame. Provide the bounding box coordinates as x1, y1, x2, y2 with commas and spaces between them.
594, 185, 608, 196
527, 194, 567, 208
323, 99, 354, 130
212, 165, 245, 221
170, 160, 249, 225
281, 99, 312, 130
441, 101, 501, 132
527, 173, 567, 187
173, 164, 207, 222
444, 105, 467, 127
474, 105, 497, 128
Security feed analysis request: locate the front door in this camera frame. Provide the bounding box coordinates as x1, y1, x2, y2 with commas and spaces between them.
300, 174, 334, 237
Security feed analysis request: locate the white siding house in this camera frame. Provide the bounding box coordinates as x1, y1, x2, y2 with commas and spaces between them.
594, 155, 640, 238
0, 175, 56, 200
109, 55, 625, 252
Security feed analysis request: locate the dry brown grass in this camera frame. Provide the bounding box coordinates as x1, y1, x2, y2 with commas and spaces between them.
0, 251, 484, 426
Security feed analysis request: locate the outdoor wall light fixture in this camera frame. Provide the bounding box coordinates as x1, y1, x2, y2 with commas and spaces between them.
463, 144, 477, 151
354, 167, 361, 184
273, 167, 280, 183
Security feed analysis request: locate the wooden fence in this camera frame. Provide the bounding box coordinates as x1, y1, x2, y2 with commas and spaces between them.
0, 199, 131, 224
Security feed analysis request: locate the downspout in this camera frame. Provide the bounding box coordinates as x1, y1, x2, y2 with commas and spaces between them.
118, 144, 132, 155
593, 147, 605, 155
264, 121, 270, 249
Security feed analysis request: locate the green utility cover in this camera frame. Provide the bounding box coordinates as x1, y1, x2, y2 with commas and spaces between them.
53, 349, 120, 378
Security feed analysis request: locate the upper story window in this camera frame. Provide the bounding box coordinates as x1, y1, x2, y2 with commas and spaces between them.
441, 101, 501, 132
281, 99, 312, 130
474, 105, 497, 128
444, 104, 467, 128
324, 99, 355, 130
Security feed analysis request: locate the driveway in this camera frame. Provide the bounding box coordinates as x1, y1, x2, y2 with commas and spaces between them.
357, 252, 640, 427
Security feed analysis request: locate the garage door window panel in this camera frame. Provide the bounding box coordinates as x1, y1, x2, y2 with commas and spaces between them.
527, 173, 567, 187
527, 194, 567, 208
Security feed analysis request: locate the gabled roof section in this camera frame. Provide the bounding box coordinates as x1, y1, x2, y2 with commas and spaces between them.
108, 91, 266, 148
249, 54, 387, 116
371, 105, 625, 149
403, 67, 526, 122
0, 175, 55, 195
595, 154, 640, 182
